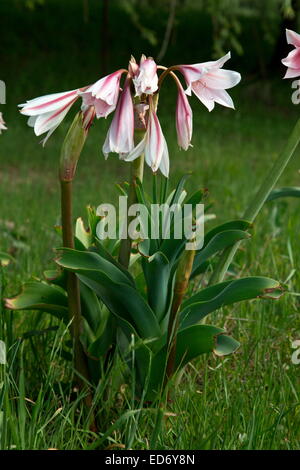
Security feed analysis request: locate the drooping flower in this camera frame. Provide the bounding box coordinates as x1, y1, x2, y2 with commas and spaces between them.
175, 80, 193, 150
177, 52, 241, 111
124, 103, 169, 177
19, 89, 80, 145
132, 55, 158, 96
282, 29, 300, 78
80, 69, 125, 118
102, 79, 134, 158
0, 112, 7, 134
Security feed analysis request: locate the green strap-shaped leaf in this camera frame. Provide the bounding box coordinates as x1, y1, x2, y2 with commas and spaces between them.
5, 281, 68, 322
80, 282, 103, 333
267, 187, 300, 202
203, 220, 252, 247
94, 239, 135, 285
142, 251, 171, 321
56, 248, 161, 339
145, 325, 239, 399
56, 248, 135, 288
192, 229, 251, 278
180, 277, 285, 328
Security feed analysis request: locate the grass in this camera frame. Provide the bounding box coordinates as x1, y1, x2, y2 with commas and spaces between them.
1, 1, 300, 450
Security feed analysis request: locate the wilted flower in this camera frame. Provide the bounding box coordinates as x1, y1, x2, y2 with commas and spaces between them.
282, 29, 300, 78
177, 52, 241, 111
0, 112, 7, 134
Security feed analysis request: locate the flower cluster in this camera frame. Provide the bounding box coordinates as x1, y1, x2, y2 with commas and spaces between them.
19, 53, 241, 177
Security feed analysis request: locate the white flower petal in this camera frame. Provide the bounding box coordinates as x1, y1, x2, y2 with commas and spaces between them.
19, 90, 78, 116
286, 29, 300, 47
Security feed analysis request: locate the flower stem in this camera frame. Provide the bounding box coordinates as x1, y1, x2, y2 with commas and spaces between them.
60, 180, 90, 386
210, 116, 300, 284
59, 112, 96, 429
164, 248, 195, 388
118, 131, 145, 268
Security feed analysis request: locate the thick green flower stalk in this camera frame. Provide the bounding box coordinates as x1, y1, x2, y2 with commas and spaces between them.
165, 247, 196, 385
59, 111, 92, 391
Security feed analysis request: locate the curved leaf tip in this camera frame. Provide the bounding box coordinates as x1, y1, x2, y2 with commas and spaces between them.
214, 333, 240, 356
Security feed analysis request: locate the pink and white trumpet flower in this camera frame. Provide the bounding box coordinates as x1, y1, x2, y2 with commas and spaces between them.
19, 70, 126, 145
19, 89, 80, 145
175, 80, 193, 150
282, 29, 300, 78
80, 69, 126, 117
0, 112, 7, 134
124, 103, 169, 177
102, 79, 134, 158
131, 55, 158, 97
177, 52, 241, 111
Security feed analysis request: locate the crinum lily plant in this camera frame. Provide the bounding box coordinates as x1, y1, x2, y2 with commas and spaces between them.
7, 52, 287, 413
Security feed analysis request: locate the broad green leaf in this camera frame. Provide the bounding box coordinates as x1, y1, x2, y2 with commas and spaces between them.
145, 325, 239, 398
56, 248, 134, 288
203, 220, 252, 247
169, 174, 190, 207
88, 315, 115, 358
180, 277, 285, 328
267, 187, 300, 202
56, 248, 161, 339
44, 269, 66, 288
80, 282, 103, 333
185, 188, 207, 207
192, 229, 251, 278
142, 251, 171, 321
94, 239, 134, 285
5, 281, 68, 322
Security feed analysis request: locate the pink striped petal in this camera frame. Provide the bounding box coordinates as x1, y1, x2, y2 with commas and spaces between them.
284, 67, 300, 79
81, 92, 115, 118
282, 47, 300, 70
176, 82, 193, 150
201, 69, 241, 90
133, 56, 158, 96
33, 97, 77, 136
159, 140, 169, 178
286, 29, 300, 47
179, 52, 232, 87
211, 89, 235, 109
19, 90, 79, 116
102, 80, 134, 158
84, 69, 124, 106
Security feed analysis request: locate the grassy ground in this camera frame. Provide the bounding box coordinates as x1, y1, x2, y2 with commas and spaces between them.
1, 0, 300, 451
